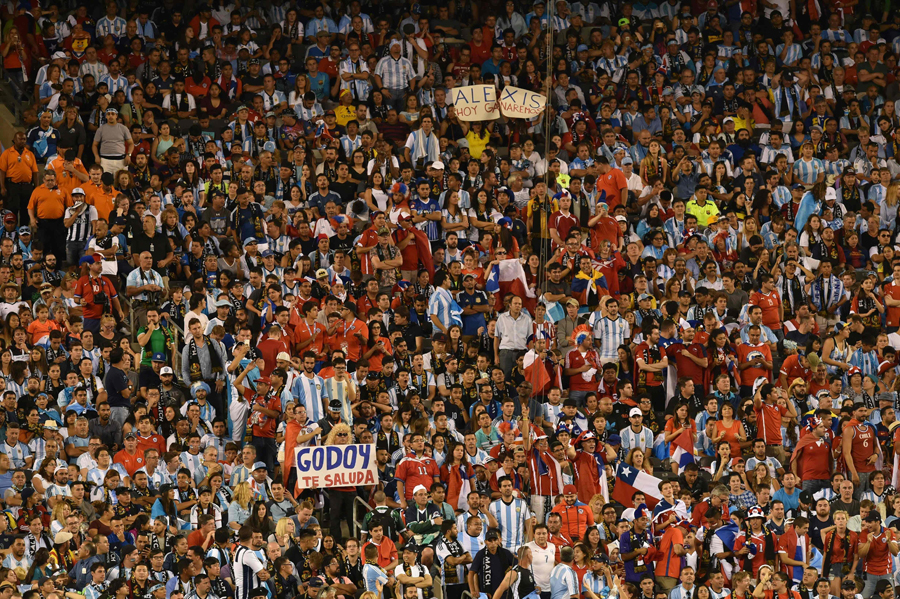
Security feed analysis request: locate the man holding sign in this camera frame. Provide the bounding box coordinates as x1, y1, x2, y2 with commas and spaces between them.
498, 86, 547, 119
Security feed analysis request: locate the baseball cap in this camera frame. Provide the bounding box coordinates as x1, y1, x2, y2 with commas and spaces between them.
615, 215, 627, 222
563, 484, 577, 494
252, 461, 267, 471
160, 366, 174, 375
151, 353, 167, 362
72, 187, 85, 196
316, 268, 328, 279
629, 407, 642, 418
276, 352, 291, 362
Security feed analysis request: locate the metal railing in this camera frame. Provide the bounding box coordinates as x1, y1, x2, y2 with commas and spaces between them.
122, 293, 183, 368
352, 495, 372, 538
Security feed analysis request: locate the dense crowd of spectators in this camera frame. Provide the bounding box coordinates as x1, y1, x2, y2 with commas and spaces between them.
0, 2, 898, 599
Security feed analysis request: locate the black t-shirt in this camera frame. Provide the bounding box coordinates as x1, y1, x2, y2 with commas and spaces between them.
331, 180, 359, 206
470, 547, 518, 596
139, 365, 161, 392
131, 231, 171, 274
390, 322, 423, 353
330, 234, 355, 255
58, 123, 87, 152
105, 365, 131, 409
807, 514, 833, 551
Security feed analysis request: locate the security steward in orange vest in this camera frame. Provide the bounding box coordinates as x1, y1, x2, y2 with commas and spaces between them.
0, 131, 39, 227
27, 169, 70, 266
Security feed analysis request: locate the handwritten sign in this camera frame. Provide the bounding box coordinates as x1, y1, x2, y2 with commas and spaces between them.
498, 86, 547, 119
450, 85, 499, 121
295, 444, 378, 489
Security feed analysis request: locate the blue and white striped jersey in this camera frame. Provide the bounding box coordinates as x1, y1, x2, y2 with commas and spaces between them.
489, 497, 533, 551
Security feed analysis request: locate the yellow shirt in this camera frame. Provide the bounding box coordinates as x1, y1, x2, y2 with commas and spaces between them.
465, 130, 491, 159
686, 198, 720, 226
335, 105, 356, 128
732, 114, 755, 134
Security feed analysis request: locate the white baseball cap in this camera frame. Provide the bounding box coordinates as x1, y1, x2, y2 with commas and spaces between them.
276, 352, 291, 362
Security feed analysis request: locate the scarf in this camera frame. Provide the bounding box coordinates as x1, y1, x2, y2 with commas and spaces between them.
810, 274, 844, 312
842, 184, 861, 212
232, 202, 265, 241
822, 528, 851, 576
775, 84, 800, 119
187, 336, 222, 382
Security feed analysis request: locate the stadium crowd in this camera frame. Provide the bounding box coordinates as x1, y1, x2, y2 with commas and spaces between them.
1, 1, 900, 599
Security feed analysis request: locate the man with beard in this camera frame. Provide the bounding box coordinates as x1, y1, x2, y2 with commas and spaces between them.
434, 521, 472, 599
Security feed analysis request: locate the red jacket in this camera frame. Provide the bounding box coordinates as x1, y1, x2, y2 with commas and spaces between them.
550, 501, 592, 543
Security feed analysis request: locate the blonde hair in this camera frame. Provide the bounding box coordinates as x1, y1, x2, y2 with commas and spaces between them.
884, 181, 900, 208
275, 517, 295, 538
232, 482, 252, 509
51, 500, 70, 524
325, 423, 352, 445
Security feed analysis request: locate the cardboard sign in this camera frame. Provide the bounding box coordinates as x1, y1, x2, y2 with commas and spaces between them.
295, 444, 378, 489
449, 85, 500, 121
498, 86, 547, 119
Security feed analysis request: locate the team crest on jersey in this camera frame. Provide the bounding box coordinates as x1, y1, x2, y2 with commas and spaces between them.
316, 384, 322, 390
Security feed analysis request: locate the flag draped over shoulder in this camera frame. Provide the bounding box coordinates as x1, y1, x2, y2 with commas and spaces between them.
571, 269, 608, 307
611, 463, 663, 508
670, 426, 695, 473
794, 190, 820, 233
524, 349, 551, 393
408, 227, 435, 281
714, 521, 742, 581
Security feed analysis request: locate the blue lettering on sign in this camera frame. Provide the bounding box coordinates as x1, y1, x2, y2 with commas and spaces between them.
296, 444, 372, 472
500, 88, 518, 102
